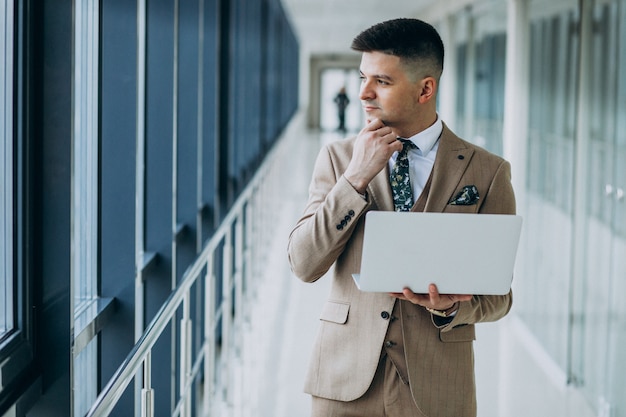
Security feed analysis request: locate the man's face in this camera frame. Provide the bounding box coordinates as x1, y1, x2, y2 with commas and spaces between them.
359, 51, 423, 135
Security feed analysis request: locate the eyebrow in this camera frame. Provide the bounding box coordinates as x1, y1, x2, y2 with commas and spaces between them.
359, 70, 394, 82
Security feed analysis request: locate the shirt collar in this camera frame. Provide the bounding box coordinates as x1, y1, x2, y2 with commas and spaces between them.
405, 115, 443, 156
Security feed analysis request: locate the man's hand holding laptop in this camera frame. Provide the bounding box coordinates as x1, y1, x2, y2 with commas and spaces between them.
390, 283, 473, 317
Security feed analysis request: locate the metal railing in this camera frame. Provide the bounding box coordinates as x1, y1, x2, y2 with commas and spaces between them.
86, 124, 291, 417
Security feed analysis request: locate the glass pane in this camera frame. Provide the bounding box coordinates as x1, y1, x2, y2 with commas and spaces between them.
517, 4, 579, 373
72, 0, 99, 310
72, 0, 99, 413
1, 0, 15, 338
605, 0, 626, 413
73, 338, 98, 416
455, 43, 467, 138
574, 1, 621, 410
472, 33, 506, 156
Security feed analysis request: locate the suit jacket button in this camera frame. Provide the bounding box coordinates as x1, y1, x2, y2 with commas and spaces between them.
336, 224, 343, 230
344, 215, 351, 222
348, 210, 355, 217
381, 311, 390, 320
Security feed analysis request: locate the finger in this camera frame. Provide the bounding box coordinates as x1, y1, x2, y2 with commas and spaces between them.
372, 125, 395, 140
403, 288, 430, 305
389, 288, 418, 301
403, 287, 416, 299
428, 283, 440, 303
364, 118, 384, 130
389, 137, 403, 151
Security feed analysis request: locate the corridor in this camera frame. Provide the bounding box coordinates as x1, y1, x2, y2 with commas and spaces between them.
3, 0, 626, 416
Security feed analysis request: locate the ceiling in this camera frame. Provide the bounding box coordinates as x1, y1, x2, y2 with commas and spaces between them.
280, 0, 436, 55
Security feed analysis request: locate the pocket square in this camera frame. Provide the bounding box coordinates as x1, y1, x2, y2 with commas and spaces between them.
449, 185, 479, 205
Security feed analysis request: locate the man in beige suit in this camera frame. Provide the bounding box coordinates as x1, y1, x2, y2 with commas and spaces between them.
288, 18, 515, 417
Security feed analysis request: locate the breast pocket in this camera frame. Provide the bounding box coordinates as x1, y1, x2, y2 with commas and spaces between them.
320, 301, 350, 324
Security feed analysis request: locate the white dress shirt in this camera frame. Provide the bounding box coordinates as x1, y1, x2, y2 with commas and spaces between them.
388, 116, 443, 201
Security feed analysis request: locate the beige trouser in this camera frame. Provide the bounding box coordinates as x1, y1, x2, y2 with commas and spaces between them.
310, 354, 427, 417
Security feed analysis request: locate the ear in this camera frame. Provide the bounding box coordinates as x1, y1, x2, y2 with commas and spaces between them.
417, 77, 437, 104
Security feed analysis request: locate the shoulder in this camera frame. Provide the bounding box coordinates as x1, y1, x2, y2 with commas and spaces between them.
440, 123, 507, 164
310, 136, 357, 177
321, 136, 357, 161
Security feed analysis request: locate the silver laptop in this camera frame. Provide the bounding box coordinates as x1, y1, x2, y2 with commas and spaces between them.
352, 211, 523, 295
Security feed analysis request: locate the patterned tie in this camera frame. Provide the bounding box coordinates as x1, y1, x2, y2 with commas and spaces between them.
390, 139, 416, 212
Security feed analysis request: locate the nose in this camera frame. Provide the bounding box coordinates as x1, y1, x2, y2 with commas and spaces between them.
359, 79, 375, 101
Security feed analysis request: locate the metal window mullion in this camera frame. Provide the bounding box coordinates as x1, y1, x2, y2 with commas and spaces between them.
234, 213, 244, 323
232, 211, 244, 414
134, 0, 148, 334
464, 11, 476, 140
141, 352, 154, 417
243, 201, 253, 304
203, 252, 215, 415
568, 0, 594, 387
170, 2, 180, 413
71, 0, 82, 308
256, 176, 267, 276
135, 0, 148, 415
254, 191, 264, 286
196, 0, 205, 254
0, 0, 14, 334
88, 0, 99, 299
503, 0, 530, 212
171, 0, 179, 289
221, 229, 233, 409
179, 291, 192, 417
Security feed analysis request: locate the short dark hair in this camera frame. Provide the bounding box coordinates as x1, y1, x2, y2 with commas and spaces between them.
351, 18, 444, 81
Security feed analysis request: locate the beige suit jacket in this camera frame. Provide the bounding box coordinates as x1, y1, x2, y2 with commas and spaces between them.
287, 124, 516, 417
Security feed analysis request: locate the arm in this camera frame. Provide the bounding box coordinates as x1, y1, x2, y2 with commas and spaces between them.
393, 158, 516, 327
287, 147, 370, 282
449, 158, 516, 327
288, 119, 400, 282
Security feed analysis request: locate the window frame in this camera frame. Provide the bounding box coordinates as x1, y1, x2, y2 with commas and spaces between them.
0, 1, 40, 414
1, 0, 15, 346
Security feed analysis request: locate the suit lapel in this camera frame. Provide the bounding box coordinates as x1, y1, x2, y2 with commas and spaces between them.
424, 124, 474, 212
363, 124, 473, 213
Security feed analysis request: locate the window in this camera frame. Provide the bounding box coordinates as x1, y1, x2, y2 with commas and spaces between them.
72, 1, 99, 415
1, 0, 15, 342
520, 4, 579, 374
72, 0, 99, 311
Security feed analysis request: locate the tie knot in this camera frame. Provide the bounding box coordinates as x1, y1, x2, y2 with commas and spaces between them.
398, 138, 416, 154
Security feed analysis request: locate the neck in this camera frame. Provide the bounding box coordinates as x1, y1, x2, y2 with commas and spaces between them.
393, 113, 438, 138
